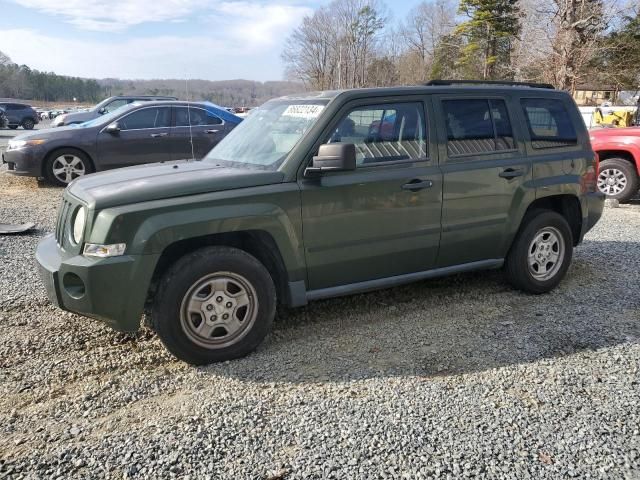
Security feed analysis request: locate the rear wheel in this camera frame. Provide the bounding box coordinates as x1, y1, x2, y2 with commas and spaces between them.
505, 210, 573, 294
44, 148, 93, 186
152, 246, 276, 365
21, 118, 35, 130
597, 158, 638, 203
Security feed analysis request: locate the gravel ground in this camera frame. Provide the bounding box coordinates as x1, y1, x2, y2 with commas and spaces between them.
0, 169, 639, 479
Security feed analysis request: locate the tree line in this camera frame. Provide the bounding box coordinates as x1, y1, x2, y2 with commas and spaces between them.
0, 50, 305, 106
0, 51, 102, 102
282, 0, 640, 95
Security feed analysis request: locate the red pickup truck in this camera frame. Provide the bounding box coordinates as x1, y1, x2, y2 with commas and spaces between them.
590, 127, 640, 202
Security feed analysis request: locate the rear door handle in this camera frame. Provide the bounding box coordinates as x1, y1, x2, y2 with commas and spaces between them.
205, 129, 220, 134
401, 179, 433, 191
499, 168, 524, 179
150, 132, 168, 138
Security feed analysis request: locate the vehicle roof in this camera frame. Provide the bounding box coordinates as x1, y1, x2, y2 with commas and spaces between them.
124, 100, 243, 122
277, 84, 569, 102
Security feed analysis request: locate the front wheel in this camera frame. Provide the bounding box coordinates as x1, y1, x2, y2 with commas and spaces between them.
152, 246, 276, 365
44, 148, 93, 186
505, 210, 573, 294
22, 118, 35, 130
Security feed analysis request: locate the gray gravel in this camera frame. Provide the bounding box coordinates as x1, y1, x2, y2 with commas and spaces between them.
1, 169, 639, 479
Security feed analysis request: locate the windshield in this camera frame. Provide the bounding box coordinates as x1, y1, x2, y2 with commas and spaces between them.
79, 103, 137, 127
204, 99, 328, 169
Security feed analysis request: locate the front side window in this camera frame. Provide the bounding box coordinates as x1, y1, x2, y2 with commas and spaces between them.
205, 99, 328, 169
521, 98, 577, 148
175, 107, 222, 127
327, 102, 427, 165
443, 99, 515, 156
119, 107, 170, 130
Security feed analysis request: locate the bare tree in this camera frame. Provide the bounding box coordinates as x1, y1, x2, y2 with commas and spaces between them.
399, 0, 457, 82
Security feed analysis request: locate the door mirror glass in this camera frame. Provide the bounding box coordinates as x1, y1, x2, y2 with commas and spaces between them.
98, 107, 107, 114
306, 143, 356, 175
105, 122, 121, 134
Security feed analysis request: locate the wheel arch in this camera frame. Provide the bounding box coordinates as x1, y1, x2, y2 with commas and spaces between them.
598, 149, 638, 170
521, 194, 582, 246
146, 230, 291, 309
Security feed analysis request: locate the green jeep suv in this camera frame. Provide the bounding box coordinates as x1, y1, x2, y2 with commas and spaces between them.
36, 81, 604, 364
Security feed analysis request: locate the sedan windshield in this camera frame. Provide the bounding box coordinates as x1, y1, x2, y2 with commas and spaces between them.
204, 99, 329, 169
79, 103, 138, 127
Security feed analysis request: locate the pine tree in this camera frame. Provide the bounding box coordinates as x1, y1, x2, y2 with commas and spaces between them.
455, 0, 521, 80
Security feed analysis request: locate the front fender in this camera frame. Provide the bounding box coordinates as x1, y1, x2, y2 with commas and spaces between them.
87, 183, 306, 281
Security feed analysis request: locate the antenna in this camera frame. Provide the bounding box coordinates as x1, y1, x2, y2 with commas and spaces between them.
185, 78, 195, 161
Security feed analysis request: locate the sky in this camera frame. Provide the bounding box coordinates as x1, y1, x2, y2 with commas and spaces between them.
0, 0, 417, 82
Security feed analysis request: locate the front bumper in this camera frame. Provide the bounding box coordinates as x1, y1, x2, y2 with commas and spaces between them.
2, 146, 46, 176
36, 234, 159, 332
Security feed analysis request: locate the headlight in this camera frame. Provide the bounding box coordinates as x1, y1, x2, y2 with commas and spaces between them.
83, 243, 126, 258
72, 207, 86, 244
7, 139, 46, 150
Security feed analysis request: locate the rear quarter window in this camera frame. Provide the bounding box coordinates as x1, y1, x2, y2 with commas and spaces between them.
521, 98, 577, 149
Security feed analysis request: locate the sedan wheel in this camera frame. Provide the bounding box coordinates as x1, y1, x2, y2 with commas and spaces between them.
52, 154, 86, 184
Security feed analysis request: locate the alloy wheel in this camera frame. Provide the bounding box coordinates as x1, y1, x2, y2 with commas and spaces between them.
52, 154, 86, 184
597, 168, 627, 196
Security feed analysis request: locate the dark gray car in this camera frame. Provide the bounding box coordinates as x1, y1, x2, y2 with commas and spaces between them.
2, 101, 242, 186
52, 95, 178, 127
0, 102, 39, 130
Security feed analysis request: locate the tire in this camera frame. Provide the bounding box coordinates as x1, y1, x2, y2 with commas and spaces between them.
44, 148, 94, 187
22, 118, 35, 130
151, 246, 276, 365
505, 210, 573, 294
597, 158, 639, 203
8, 125, 18, 130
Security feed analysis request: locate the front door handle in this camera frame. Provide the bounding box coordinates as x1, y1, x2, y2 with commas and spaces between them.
499, 168, 524, 179
150, 132, 168, 138
401, 179, 433, 191
205, 129, 220, 134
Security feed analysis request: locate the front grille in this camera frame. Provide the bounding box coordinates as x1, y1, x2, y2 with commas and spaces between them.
55, 199, 74, 246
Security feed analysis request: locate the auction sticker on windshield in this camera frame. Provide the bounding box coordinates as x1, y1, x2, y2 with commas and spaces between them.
282, 104, 325, 119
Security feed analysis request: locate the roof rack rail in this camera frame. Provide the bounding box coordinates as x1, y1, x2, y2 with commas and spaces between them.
425, 79, 555, 89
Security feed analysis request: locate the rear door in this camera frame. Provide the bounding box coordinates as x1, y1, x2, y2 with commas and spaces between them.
434, 94, 533, 267
96, 106, 172, 169
170, 106, 227, 160
299, 97, 443, 290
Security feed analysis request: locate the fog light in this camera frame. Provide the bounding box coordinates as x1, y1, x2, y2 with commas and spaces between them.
83, 243, 126, 258
63, 272, 86, 299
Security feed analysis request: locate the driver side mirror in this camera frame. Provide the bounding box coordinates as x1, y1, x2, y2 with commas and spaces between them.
105, 122, 121, 134
98, 107, 107, 114
305, 143, 356, 176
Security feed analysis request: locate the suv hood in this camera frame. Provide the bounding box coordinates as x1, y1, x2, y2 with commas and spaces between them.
67, 160, 285, 209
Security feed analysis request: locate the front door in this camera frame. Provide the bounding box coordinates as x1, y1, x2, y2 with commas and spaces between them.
97, 106, 172, 169
434, 95, 533, 267
170, 106, 227, 160
299, 99, 443, 291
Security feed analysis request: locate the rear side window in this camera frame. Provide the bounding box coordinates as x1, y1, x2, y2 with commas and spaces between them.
175, 107, 222, 127
520, 98, 577, 148
443, 99, 515, 156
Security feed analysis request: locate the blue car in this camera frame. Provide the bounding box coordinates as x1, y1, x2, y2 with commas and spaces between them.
2, 101, 242, 186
